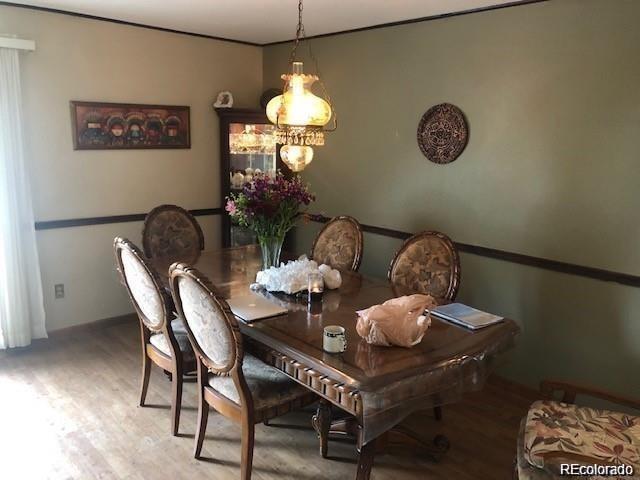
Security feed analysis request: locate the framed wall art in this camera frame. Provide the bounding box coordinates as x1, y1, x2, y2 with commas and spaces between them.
70, 101, 190, 150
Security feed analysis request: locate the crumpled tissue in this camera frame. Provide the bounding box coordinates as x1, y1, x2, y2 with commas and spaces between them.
356, 294, 437, 347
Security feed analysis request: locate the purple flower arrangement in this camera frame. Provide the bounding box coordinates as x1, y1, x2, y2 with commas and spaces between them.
226, 173, 315, 263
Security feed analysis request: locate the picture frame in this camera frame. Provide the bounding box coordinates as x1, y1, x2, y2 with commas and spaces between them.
70, 101, 191, 150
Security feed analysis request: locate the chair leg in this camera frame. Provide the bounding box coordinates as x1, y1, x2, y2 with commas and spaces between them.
194, 390, 209, 459
139, 352, 151, 407
434, 406, 443, 421
240, 418, 255, 480
171, 366, 183, 436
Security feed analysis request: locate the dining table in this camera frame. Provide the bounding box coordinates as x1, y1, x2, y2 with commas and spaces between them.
155, 245, 519, 480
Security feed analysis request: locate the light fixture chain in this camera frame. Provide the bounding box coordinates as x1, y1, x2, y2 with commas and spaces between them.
292, 0, 338, 131
288, 0, 305, 65
277, 0, 337, 140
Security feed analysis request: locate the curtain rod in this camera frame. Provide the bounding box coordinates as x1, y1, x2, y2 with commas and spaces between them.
0, 36, 36, 51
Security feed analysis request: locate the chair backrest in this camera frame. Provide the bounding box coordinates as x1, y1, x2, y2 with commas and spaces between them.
142, 204, 204, 265
114, 236, 168, 332
311, 216, 364, 272
388, 230, 461, 301
169, 263, 242, 374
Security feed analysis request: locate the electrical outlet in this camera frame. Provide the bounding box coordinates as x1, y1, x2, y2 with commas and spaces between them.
54, 284, 65, 299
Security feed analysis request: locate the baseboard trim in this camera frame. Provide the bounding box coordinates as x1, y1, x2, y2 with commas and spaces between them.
46, 313, 137, 339
0, 313, 137, 356
488, 374, 538, 401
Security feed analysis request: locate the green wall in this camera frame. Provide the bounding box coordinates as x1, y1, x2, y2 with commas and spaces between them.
264, 0, 640, 395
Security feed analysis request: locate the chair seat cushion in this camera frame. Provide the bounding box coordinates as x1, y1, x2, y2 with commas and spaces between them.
208, 354, 309, 411
517, 418, 556, 480
522, 400, 640, 475
149, 318, 194, 362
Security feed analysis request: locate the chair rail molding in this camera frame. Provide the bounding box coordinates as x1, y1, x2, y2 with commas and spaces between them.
33, 209, 640, 288
34, 208, 222, 231
306, 214, 640, 289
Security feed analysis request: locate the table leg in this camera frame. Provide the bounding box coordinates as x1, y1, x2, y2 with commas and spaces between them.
355, 437, 377, 480
312, 399, 332, 458
317, 414, 450, 462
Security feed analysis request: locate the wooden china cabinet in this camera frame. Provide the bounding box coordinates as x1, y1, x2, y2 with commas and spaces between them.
215, 108, 288, 248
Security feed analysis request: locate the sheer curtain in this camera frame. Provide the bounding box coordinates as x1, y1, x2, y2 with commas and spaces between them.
0, 47, 46, 348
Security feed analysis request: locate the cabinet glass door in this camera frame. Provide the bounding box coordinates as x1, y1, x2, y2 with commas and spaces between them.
228, 123, 277, 246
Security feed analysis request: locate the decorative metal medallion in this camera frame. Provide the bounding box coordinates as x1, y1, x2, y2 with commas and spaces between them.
417, 103, 468, 164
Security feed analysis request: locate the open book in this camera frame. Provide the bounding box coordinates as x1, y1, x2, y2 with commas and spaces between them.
431, 303, 503, 330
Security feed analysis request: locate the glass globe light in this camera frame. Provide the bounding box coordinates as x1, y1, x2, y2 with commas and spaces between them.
280, 145, 314, 173
265, 0, 336, 173
266, 62, 332, 130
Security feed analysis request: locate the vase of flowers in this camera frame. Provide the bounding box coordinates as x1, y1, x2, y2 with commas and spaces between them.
225, 173, 315, 269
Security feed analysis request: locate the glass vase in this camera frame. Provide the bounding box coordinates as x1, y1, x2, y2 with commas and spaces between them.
258, 234, 285, 270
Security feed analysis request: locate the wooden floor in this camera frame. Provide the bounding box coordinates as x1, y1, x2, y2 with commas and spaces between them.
0, 318, 534, 479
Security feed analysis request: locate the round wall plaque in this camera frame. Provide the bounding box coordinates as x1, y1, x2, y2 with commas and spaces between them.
417, 103, 468, 164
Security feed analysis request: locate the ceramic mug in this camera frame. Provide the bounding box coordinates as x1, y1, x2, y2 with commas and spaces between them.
323, 325, 347, 353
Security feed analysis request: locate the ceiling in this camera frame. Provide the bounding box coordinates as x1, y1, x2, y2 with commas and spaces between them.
6, 0, 535, 45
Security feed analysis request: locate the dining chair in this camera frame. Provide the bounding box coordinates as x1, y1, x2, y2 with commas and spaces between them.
114, 236, 196, 436
388, 230, 461, 302
388, 230, 460, 422
142, 204, 204, 268
311, 215, 364, 271
516, 380, 640, 479
169, 263, 316, 479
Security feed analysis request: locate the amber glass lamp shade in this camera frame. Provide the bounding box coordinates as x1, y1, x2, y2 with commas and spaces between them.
266, 62, 331, 146
280, 145, 314, 172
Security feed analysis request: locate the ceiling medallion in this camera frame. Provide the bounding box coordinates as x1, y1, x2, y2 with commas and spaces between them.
417, 103, 468, 164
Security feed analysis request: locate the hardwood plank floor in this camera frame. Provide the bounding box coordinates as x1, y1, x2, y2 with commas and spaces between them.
0, 318, 534, 479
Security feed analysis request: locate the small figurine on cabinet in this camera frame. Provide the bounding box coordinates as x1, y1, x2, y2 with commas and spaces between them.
213, 91, 234, 108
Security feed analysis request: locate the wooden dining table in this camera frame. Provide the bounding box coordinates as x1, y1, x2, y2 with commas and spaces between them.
156, 245, 519, 480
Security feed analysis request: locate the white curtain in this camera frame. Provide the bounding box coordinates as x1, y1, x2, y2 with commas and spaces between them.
0, 47, 46, 348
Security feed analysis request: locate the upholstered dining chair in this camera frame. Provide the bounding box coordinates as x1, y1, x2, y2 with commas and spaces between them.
311, 215, 364, 272
388, 230, 461, 422
114, 237, 196, 436
142, 204, 204, 269
169, 263, 316, 480
388, 230, 461, 302
516, 380, 640, 479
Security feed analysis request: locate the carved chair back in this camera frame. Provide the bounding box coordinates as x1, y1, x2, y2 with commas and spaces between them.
311, 215, 364, 272
142, 204, 204, 266
114, 237, 183, 358
388, 230, 461, 301
169, 263, 245, 377
114, 237, 169, 332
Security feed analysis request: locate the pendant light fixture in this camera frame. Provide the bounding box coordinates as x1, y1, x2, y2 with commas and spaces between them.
266, 0, 336, 173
